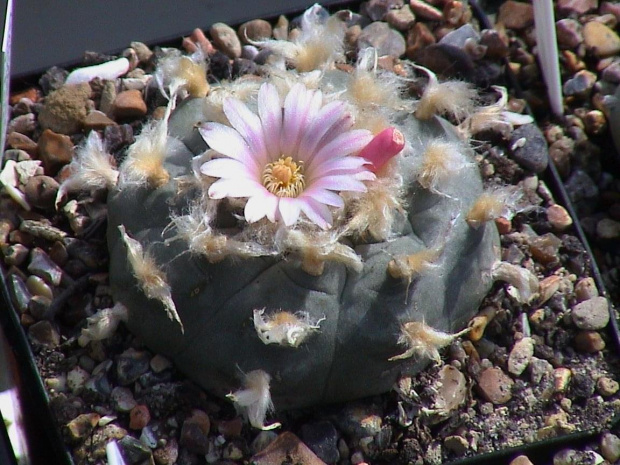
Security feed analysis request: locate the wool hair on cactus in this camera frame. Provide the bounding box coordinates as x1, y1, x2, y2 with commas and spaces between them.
68, 2, 547, 425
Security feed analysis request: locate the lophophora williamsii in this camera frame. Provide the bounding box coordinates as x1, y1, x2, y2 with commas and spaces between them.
66, 4, 537, 429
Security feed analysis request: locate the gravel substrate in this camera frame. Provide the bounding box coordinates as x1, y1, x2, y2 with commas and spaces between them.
2, 1, 620, 465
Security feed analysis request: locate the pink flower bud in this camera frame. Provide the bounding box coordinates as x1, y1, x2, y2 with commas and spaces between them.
359, 127, 405, 172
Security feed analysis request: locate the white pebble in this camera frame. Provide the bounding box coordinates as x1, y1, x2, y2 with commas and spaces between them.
65, 57, 130, 85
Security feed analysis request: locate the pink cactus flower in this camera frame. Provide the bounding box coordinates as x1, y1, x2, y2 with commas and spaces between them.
199, 82, 376, 229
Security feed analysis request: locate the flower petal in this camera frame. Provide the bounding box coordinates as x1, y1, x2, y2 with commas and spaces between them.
310, 175, 368, 193
299, 197, 333, 230
281, 83, 313, 158
308, 156, 371, 180
258, 83, 282, 158
244, 191, 279, 223
278, 197, 301, 226
297, 100, 346, 161
301, 186, 344, 208
200, 158, 257, 179
223, 97, 269, 166
208, 178, 265, 199
199, 123, 259, 170
309, 130, 373, 169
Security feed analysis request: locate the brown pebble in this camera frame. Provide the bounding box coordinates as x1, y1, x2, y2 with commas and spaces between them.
574, 277, 598, 302
9, 87, 41, 105
553, 367, 572, 393
385, 5, 416, 31
596, 377, 619, 397
476, 367, 514, 404
113, 89, 147, 120
273, 15, 289, 41
65, 413, 100, 442
28, 320, 60, 347
583, 21, 620, 57
443, 1, 471, 28
509, 455, 534, 465
574, 330, 606, 353
528, 233, 562, 266
6, 132, 38, 157
251, 432, 326, 465
24, 175, 60, 210
217, 417, 244, 437
185, 28, 215, 56
210, 22, 242, 59
497, 1, 533, 30
582, 109, 607, 135
547, 204, 573, 231
153, 438, 179, 465
129, 405, 151, 430
37, 129, 74, 175
538, 275, 561, 305
556, 19, 583, 50
495, 217, 512, 235
83, 110, 117, 130
409, 0, 443, 21
238, 19, 272, 44
444, 435, 468, 455
406, 22, 435, 59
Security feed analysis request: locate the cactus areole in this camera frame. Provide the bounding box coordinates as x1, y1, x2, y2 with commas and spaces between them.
104, 7, 500, 417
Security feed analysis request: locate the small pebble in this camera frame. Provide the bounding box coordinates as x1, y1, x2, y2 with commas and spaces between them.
435, 365, 467, 411
179, 409, 211, 455
476, 367, 514, 404
28, 247, 64, 286
357, 22, 406, 57
583, 21, 620, 58
24, 175, 60, 210
497, 1, 533, 30
529, 233, 562, 266
28, 320, 60, 347
408, 0, 442, 21
563, 70, 597, 97
601, 433, 620, 462
111, 386, 138, 412
596, 377, 619, 396
574, 277, 598, 302
83, 110, 117, 130
116, 348, 151, 385
65, 413, 100, 442
574, 330, 606, 353
554, 368, 572, 393
443, 435, 468, 455
37, 129, 75, 175
556, 19, 583, 50
129, 405, 151, 430
153, 438, 179, 465
385, 5, 415, 31
113, 89, 147, 120
509, 455, 534, 465
238, 19, 272, 44
508, 337, 535, 376
149, 354, 172, 373
118, 435, 153, 464
509, 124, 549, 174
210, 22, 242, 58
6, 132, 38, 157
4, 243, 30, 266
571, 296, 610, 330
300, 421, 340, 464
569, 373, 596, 399
546, 204, 572, 231
250, 431, 325, 465
67, 366, 90, 393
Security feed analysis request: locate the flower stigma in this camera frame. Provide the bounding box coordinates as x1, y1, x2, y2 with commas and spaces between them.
262, 156, 305, 197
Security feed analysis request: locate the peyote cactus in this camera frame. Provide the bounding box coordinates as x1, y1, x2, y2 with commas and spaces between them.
67, 5, 538, 429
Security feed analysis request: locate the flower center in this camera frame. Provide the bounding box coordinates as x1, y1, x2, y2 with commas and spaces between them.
262, 156, 305, 197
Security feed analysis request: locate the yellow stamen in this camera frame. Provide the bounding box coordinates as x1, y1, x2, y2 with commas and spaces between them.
262, 156, 305, 197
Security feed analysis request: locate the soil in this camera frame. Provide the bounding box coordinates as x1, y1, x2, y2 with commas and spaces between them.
2, 1, 620, 465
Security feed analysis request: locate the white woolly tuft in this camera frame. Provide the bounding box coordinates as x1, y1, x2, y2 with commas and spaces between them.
250, 4, 345, 72
155, 50, 208, 100
253, 308, 324, 347
118, 117, 170, 189
78, 302, 129, 346
413, 65, 476, 121
466, 185, 522, 228
492, 261, 540, 304
118, 225, 184, 332
202, 78, 263, 125
275, 227, 363, 275
417, 139, 472, 195
389, 321, 470, 362
458, 86, 533, 138
55, 131, 119, 208
227, 370, 280, 430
